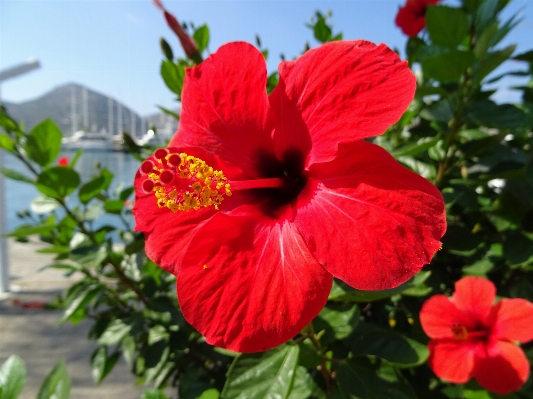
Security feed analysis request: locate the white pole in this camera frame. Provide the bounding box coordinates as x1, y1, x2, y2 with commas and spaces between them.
0, 150, 9, 293
0, 59, 41, 293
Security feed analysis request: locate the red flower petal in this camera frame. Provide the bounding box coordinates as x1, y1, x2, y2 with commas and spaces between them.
428, 339, 477, 383
174, 42, 275, 176
271, 41, 416, 166
176, 212, 332, 352
133, 167, 217, 275
489, 298, 533, 343
420, 295, 472, 339
451, 277, 495, 323
293, 140, 445, 290
472, 340, 530, 394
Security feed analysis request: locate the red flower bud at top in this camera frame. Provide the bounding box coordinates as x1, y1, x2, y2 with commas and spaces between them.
395, 0, 441, 37
58, 156, 69, 166
153, 0, 202, 62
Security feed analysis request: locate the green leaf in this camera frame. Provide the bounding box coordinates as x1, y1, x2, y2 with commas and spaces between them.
0, 167, 34, 184
7, 223, 56, 238
36, 167, 80, 199
503, 231, 533, 265
37, 360, 70, 399
78, 175, 108, 204
474, 22, 499, 59
25, 119, 63, 167
103, 199, 124, 214
426, 6, 469, 48
69, 244, 107, 268
329, 271, 431, 302
142, 389, 170, 399
222, 345, 299, 399
475, 0, 498, 31
476, 45, 515, 82
310, 12, 332, 43
198, 389, 220, 399
0, 355, 26, 399
60, 282, 103, 324
0, 133, 14, 152
287, 366, 325, 399
91, 346, 119, 384
527, 159, 533, 185
160, 60, 185, 96
466, 100, 528, 129
193, 25, 210, 53
392, 136, 441, 158
159, 37, 174, 61
441, 225, 483, 254
347, 324, 428, 368
336, 359, 416, 399
422, 50, 475, 82
314, 303, 360, 344
156, 105, 179, 121
97, 319, 132, 346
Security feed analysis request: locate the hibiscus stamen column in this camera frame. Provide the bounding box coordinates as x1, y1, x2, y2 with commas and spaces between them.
139, 148, 287, 212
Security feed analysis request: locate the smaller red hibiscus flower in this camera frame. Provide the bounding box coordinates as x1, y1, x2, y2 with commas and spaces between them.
153, 0, 202, 63
420, 276, 533, 394
57, 156, 69, 167
395, 0, 441, 37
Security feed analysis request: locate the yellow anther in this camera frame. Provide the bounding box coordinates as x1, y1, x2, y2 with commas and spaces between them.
146, 152, 231, 212
203, 264, 208, 270
451, 324, 468, 340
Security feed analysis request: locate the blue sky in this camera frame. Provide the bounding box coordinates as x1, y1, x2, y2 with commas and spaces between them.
0, 0, 532, 116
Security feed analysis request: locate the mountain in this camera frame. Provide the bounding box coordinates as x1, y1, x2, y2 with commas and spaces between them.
3, 83, 177, 139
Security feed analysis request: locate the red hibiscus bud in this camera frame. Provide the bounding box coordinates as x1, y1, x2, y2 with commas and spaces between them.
58, 156, 69, 166
395, 0, 441, 37
153, 0, 202, 63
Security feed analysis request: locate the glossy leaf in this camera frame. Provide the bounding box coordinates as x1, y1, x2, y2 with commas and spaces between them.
0, 167, 34, 184
222, 345, 299, 399
91, 346, 120, 384
142, 389, 170, 399
0, 355, 26, 399
347, 324, 428, 368
287, 366, 325, 399
336, 359, 416, 399
25, 119, 62, 167
329, 272, 431, 302
37, 360, 70, 399
78, 175, 108, 204
422, 50, 475, 82
97, 319, 132, 346
193, 25, 210, 53
0, 133, 14, 152
36, 167, 80, 199
60, 282, 103, 324
426, 6, 469, 48
314, 303, 360, 344
103, 199, 124, 214
476, 45, 516, 82
160, 60, 185, 96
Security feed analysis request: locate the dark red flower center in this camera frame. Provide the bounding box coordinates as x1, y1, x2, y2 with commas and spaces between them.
254, 147, 308, 212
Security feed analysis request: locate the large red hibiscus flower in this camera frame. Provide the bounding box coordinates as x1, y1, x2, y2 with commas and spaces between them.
395, 0, 441, 37
420, 276, 533, 394
133, 41, 446, 352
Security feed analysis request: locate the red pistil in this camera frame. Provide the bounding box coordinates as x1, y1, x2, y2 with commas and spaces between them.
229, 178, 286, 191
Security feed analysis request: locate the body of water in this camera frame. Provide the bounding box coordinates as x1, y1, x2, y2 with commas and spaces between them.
2, 151, 141, 231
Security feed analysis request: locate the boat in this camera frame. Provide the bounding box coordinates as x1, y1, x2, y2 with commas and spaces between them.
62, 130, 115, 151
